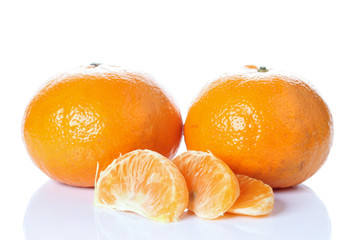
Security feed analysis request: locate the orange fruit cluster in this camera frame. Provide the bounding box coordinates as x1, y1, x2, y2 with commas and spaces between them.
94, 149, 274, 222
23, 64, 333, 222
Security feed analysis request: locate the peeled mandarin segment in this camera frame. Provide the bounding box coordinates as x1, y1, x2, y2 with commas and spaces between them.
94, 150, 189, 223
228, 175, 274, 216
173, 151, 240, 220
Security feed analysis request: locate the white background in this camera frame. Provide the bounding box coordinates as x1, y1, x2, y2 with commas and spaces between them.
1, 0, 359, 239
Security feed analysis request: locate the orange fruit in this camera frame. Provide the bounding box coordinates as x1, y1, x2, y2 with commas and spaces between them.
22, 64, 182, 187
228, 174, 274, 216
94, 149, 188, 223
173, 151, 240, 219
184, 65, 333, 188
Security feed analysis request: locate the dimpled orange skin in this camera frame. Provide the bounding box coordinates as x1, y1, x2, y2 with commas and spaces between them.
22, 64, 183, 187
184, 66, 333, 188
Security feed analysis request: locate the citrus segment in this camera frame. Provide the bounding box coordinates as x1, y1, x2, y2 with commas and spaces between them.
228, 175, 274, 216
94, 150, 188, 223
173, 151, 240, 219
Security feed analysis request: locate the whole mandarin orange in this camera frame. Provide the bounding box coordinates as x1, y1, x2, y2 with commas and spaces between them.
184, 65, 333, 188
22, 64, 182, 187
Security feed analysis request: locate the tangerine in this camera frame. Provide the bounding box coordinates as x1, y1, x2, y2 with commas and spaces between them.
22, 64, 182, 187
184, 65, 333, 188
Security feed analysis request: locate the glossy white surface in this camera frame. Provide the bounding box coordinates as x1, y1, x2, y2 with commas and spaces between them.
1, 0, 360, 239
24, 181, 330, 240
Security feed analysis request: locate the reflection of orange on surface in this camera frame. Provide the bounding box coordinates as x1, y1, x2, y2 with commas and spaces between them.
229, 175, 274, 216
173, 151, 240, 220
94, 150, 188, 223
